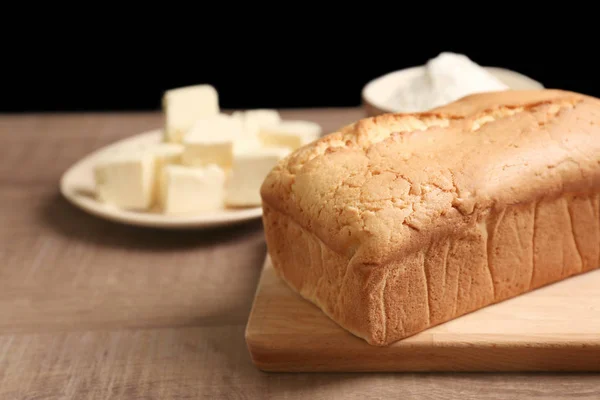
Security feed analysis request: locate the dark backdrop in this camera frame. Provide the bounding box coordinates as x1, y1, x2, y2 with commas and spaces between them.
3, 33, 597, 113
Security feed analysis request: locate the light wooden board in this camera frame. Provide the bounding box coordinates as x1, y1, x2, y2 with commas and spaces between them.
245, 257, 600, 372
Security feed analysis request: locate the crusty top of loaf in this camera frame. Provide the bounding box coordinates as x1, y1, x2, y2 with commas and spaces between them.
261, 89, 600, 264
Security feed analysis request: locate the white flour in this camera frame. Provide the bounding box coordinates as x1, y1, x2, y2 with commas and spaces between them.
385, 52, 509, 112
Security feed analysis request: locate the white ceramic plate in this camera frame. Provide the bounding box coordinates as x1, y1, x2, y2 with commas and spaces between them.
362, 66, 545, 115
60, 129, 263, 229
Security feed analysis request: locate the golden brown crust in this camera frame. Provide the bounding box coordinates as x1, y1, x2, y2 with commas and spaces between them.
260, 89, 600, 346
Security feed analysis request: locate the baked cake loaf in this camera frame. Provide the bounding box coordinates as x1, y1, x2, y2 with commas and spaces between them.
260, 89, 600, 346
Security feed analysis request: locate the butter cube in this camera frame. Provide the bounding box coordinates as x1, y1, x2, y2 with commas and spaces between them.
259, 120, 322, 151
232, 109, 281, 130
181, 114, 238, 168
162, 84, 219, 143
94, 151, 155, 210
231, 109, 281, 154
225, 147, 291, 207
229, 116, 261, 155
145, 143, 184, 172
145, 143, 184, 203
232, 130, 262, 155
160, 164, 225, 214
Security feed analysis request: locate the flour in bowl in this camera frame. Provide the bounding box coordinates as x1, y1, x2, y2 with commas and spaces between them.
385, 52, 509, 112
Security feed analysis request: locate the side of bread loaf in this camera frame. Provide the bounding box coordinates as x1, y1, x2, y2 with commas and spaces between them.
260, 89, 600, 346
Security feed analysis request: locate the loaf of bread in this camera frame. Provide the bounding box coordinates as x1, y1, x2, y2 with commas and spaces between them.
260, 89, 600, 346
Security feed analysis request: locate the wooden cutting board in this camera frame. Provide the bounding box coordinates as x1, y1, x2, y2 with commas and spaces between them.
245, 256, 600, 372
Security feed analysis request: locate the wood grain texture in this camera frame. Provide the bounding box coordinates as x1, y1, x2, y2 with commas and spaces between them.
0, 109, 599, 399
247, 258, 600, 372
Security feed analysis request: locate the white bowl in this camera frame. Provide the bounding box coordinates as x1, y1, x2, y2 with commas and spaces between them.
362, 65, 544, 116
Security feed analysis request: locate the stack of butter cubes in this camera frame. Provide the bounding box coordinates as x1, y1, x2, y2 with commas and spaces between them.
93, 84, 322, 215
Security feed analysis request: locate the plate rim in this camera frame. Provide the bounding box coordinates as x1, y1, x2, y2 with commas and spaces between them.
59, 129, 263, 229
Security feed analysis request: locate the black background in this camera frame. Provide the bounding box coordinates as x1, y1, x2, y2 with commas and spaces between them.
3, 22, 597, 113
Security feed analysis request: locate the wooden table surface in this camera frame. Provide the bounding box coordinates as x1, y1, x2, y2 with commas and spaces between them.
1, 109, 598, 399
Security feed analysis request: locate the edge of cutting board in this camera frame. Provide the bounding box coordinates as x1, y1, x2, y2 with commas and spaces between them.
245, 256, 600, 372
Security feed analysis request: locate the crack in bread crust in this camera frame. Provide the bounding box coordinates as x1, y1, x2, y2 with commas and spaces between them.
261, 89, 600, 346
